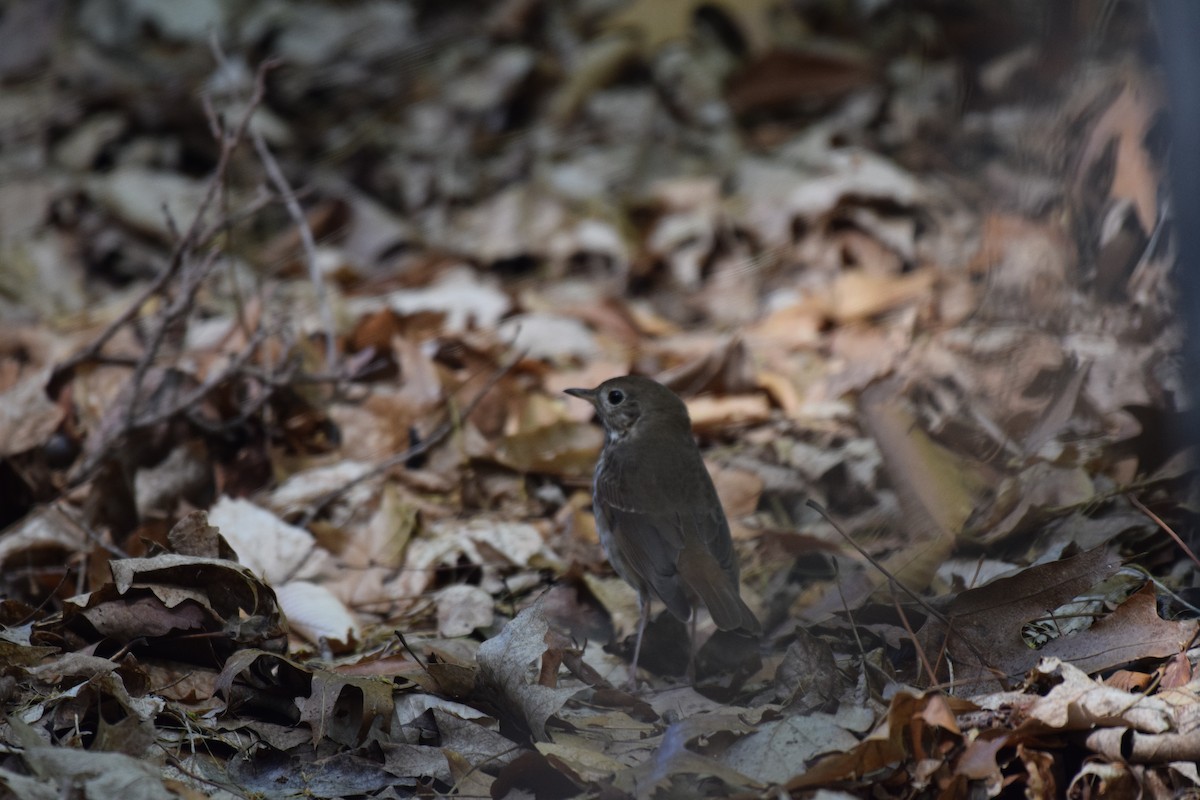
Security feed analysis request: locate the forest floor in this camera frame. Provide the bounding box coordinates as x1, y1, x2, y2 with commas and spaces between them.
1, 1, 1197, 797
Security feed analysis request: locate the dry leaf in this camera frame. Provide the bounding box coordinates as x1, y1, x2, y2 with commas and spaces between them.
476, 597, 578, 742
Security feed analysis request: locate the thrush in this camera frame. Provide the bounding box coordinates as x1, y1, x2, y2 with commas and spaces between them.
565, 375, 760, 688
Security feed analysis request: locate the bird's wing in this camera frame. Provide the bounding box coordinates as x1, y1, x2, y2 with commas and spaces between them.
595, 497, 692, 621
598, 447, 759, 632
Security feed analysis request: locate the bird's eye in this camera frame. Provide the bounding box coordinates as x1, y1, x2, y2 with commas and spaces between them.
607, 389, 625, 405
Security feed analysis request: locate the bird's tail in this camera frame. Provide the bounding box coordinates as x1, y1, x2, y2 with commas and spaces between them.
678, 545, 762, 634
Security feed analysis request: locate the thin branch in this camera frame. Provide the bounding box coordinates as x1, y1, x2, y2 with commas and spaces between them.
51, 60, 278, 390
806, 500, 950, 624
252, 127, 337, 374
298, 352, 524, 527
1129, 493, 1200, 571
806, 499, 1002, 689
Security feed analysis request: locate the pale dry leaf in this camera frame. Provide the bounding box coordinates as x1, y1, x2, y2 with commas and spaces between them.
394, 694, 493, 727
617, 714, 760, 794
971, 214, 1074, 319
395, 519, 558, 603
860, 380, 984, 547
582, 573, 641, 640
88, 167, 211, 241
476, 596, 578, 742
446, 46, 536, 113
787, 148, 923, 218
545, 218, 630, 278
721, 713, 859, 785
825, 323, 912, 398
686, 394, 771, 433
0, 178, 58, 243
0, 367, 62, 456
19, 745, 173, 799
436, 584, 495, 637
2, 233, 89, 318
271, 1, 415, 65
966, 463, 1095, 544
754, 369, 802, 416
603, 0, 781, 55
353, 265, 511, 332
708, 464, 763, 519
934, 558, 1021, 593
134, 442, 211, 518
536, 740, 630, 784
647, 209, 717, 289
449, 186, 568, 265
1027, 658, 1172, 734
274, 580, 360, 651
548, 33, 639, 122
644, 685, 724, 720
786, 691, 946, 790
0, 505, 85, 566
826, 268, 935, 323
207, 496, 330, 584
434, 707, 520, 776
493, 419, 603, 478
298, 668, 394, 747
498, 313, 599, 360
347, 483, 418, 569
746, 300, 824, 348
1085, 727, 1200, 764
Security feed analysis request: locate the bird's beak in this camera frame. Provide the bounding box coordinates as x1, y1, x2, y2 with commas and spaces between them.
564, 387, 596, 404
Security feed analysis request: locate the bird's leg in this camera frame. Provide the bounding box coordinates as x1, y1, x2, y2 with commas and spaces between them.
628, 594, 650, 691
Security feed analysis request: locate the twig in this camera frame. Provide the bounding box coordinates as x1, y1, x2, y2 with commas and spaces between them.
806, 500, 949, 623
251, 128, 337, 374
1129, 493, 1200, 570
51, 61, 277, 391
805, 499, 1003, 690
123, 248, 220, 430
69, 326, 272, 486
890, 588, 938, 687
394, 631, 430, 673
298, 353, 524, 527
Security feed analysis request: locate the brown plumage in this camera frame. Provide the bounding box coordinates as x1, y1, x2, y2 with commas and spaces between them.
565, 375, 760, 688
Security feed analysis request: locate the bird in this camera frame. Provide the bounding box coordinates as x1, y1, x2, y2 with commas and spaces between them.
565, 375, 760, 688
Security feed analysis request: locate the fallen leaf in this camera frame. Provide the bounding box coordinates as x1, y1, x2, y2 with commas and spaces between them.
0, 367, 62, 456
437, 584, 495, 637
476, 597, 578, 742
275, 580, 360, 651
917, 546, 1123, 692
1075, 78, 1162, 234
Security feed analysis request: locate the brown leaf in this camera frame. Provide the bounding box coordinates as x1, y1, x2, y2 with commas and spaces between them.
493, 419, 603, 478
1160, 652, 1193, 689
686, 394, 771, 434
166, 510, 235, 560
0, 367, 62, 456
787, 691, 956, 789
1075, 78, 1163, 234
917, 546, 1122, 691
860, 380, 985, 594
709, 464, 764, 519
727, 49, 875, 115
1037, 583, 1199, 676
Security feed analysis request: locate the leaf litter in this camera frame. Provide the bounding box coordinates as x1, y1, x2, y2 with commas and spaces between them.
0, 0, 1197, 798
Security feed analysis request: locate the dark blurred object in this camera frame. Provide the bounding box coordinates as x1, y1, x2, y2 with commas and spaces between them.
1154, 1, 1200, 554
1155, 3, 1200, 421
